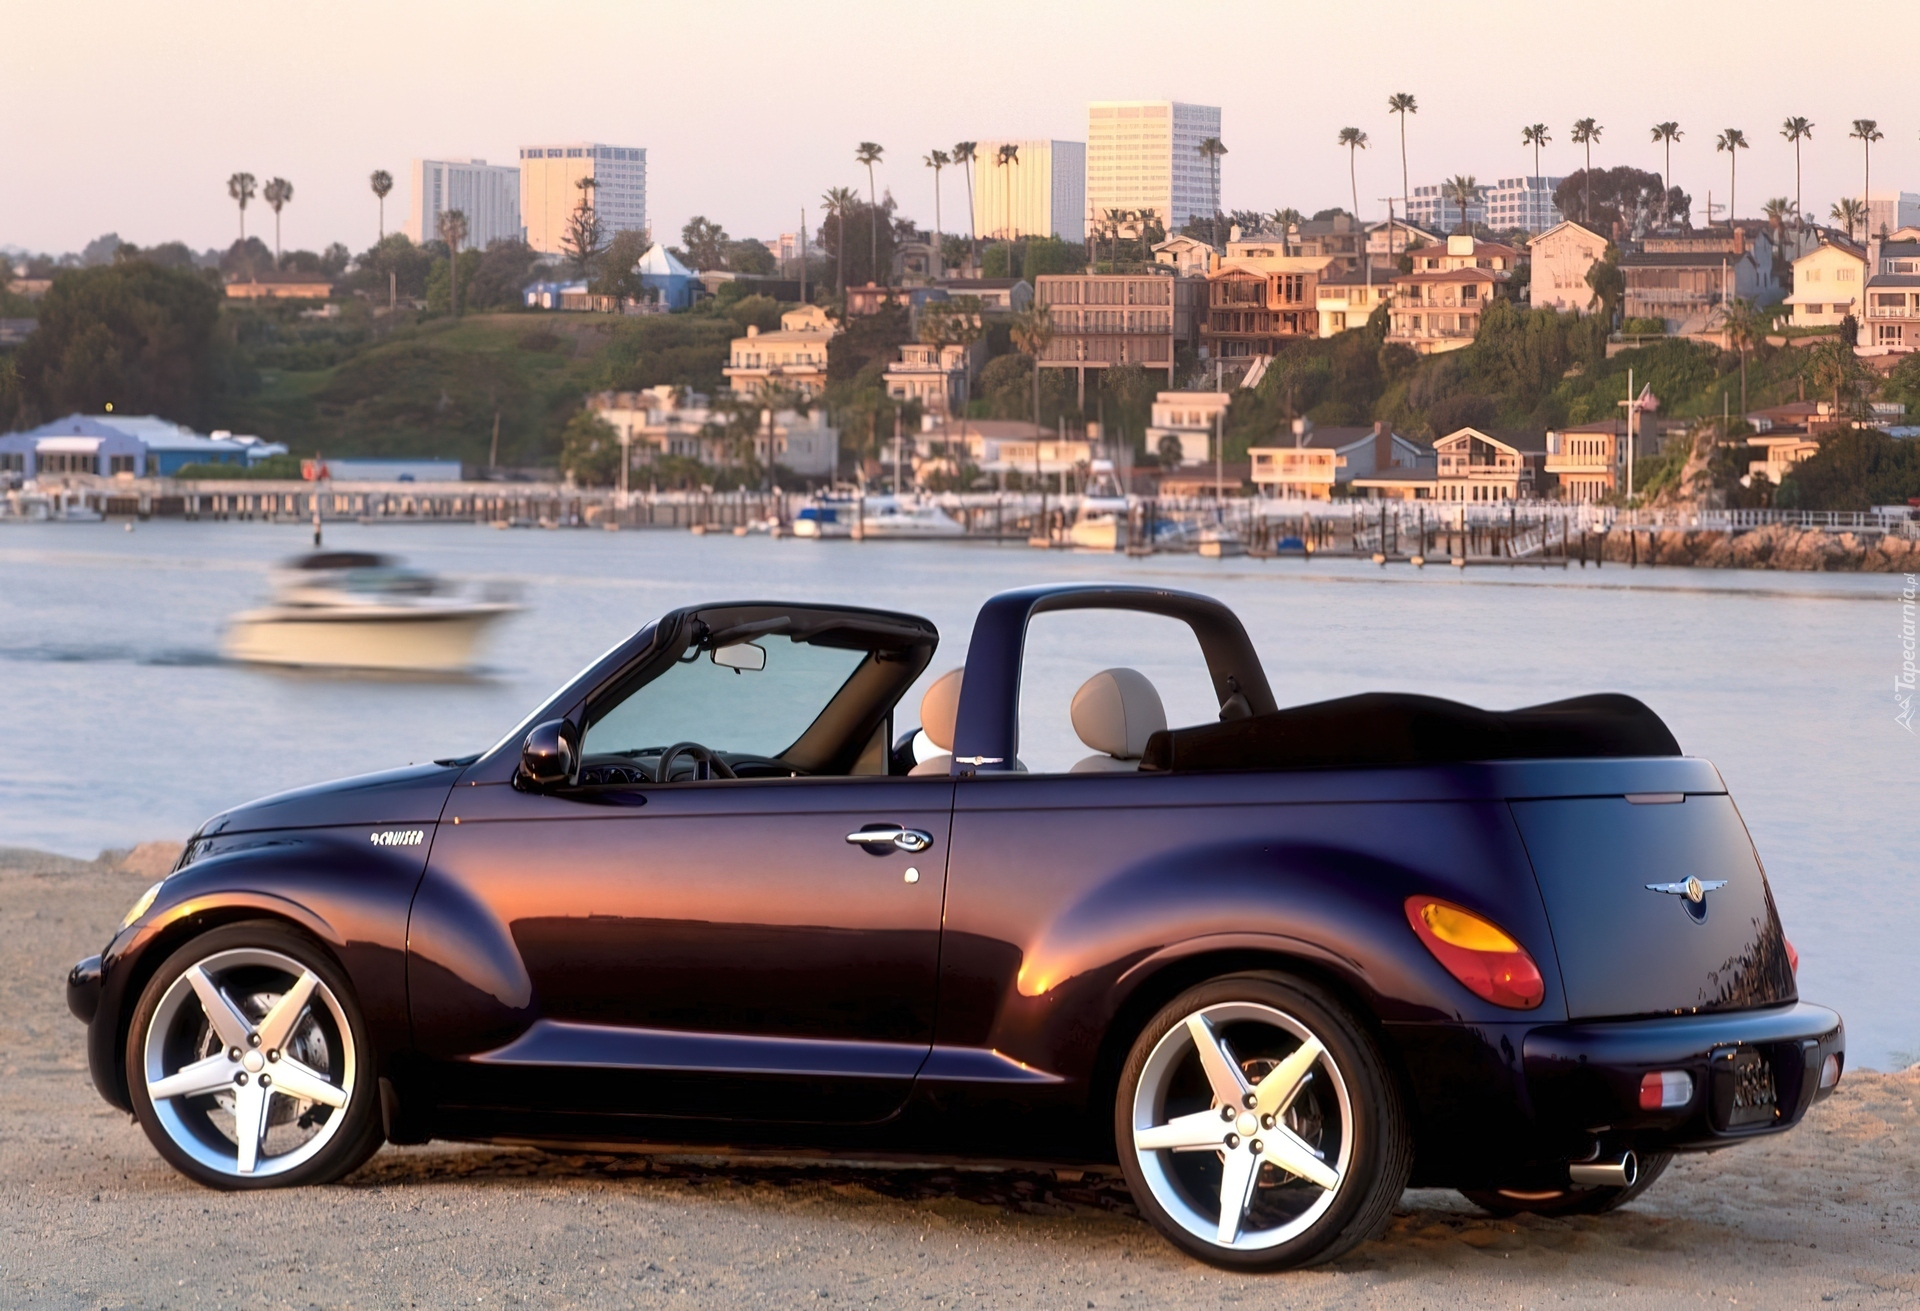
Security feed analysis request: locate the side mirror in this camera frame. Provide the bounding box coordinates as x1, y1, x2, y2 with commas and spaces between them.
515, 719, 579, 791
711, 641, 767, 672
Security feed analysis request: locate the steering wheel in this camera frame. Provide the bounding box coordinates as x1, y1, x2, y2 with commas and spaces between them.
654, 741, 738, 782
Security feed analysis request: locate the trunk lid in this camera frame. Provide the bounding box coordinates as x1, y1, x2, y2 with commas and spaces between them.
1510, 794, 1795, 1021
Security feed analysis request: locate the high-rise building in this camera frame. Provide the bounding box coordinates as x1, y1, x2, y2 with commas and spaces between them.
1406, 184, 1486, 233
519, 143, 648, 256
969, 140, 1087, 242
1866, 191, 1920, 240
404, 159, 522, 249
1407, 177, 1563, 235
1086, 102, 1221, 236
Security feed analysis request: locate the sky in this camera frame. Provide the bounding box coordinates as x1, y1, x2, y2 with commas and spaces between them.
8, 0, 1920, 257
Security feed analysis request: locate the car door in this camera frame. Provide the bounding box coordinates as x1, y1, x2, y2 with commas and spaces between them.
409, 605, 952, 1125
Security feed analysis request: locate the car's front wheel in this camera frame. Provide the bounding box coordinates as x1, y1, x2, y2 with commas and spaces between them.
1114, 973, 1410, 1271
126, 921, 383, 1189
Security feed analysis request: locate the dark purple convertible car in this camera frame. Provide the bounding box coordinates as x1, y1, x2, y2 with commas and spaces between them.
69, 584, 1844, 1270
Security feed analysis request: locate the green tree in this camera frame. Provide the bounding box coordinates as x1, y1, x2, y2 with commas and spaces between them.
15, 261, 223, 424
1585, 245, 1625, 322
1714, 296, 1770, 411
1336, 129, 1369, 233
369, 170, 393, 240
1441, 175, 1482, 230
680, 216, 729, 271
1714, 128, 1748, 221
1387, 93, 1418, 222
561, 202, 605, 279
1779, 429, 1920, 510
855, 141, 885, 278
437, 209, 469, 315
227, 172, 257, 242
1779, 118, 1812, 230
1650, 123, 1683, 226
262, 177, 293, 262
559, 409, 622, 486
468, 238, 540, 309
1830, 197, 1866, 243
1570, 118, 1602, 224
726, 237, 775, 275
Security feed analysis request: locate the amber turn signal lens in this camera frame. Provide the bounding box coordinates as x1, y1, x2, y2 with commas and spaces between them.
1404, 897, 1546, 1010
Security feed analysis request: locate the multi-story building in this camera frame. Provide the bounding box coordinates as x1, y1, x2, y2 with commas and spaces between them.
1152, 234, 1220, 277
1620, 225, 1777, 334
1862, 238, 1920, 353
1529, 220, 1609, 314
1785, 238, 1867, 329
1386, 237, 1514, 354
1279, 216, 1365, 273
1033, 273, 1205, 401
1200, 261, 1320, 359
1313, 265, 1392, 336
586, 386, 839, 478
970, 139, 1087, 242
884, 340, 987, 416
1430, 427, 1548, 501
1407, 184, 1486, 233
1866, 192, 1920, 242
404, 158, 521, 248
1544, 418, 1629, 502
1248, 423, 1431, 499
1366, 219, 1440, 267
1145, 390, 1231, 465
519, 142, 647, 256
1086, 101, 1222, 236
722, 305, 838, 398
1483, 176, 1564, 233
1407, 235, 1519, 274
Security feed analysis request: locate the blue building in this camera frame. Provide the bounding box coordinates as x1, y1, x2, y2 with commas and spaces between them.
0, 414, 288, 479
636, 244, 697, 310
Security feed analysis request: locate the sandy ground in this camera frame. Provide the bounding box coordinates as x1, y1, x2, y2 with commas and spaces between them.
2, 846, 1916, 1310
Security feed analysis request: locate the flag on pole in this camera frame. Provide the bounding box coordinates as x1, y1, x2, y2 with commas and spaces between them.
1635, 384, 1659, 413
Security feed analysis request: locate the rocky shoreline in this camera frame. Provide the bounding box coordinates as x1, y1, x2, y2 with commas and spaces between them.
1596, 523, 1920, 572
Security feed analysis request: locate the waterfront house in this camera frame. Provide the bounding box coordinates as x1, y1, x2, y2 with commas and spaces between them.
1145, 391, 1231, 466
1248, 422, 1430, 499
586, 386, 839, 477
1543, 418, 1632, 502
909, 418, 1089, 485
723, 304, 838, 398
884, 340, 986, 417
1785, 238, 1867, 331
1620, 225, 1778, 335
1529, 220, 1609, 314
1430, 426, 1548, 500
0, 414, 286, 479
1861, 239, 1920, 354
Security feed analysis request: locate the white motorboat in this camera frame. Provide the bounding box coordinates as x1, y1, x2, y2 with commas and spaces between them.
222, 552, 519, 673
1197, 525, 1246, 558
850, 495, 966, 540
790, 494, 856, 539
1067, 460, 1131, 551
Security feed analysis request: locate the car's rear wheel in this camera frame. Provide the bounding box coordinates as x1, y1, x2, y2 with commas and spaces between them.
1114, 973, 1410, 1271
126, 921, 383, 1189
1460, 1153, 1672, 1217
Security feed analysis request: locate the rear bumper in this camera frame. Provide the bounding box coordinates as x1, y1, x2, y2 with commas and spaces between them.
1522, 1001, 1845, 1153
1391, 1002, 1843, 1189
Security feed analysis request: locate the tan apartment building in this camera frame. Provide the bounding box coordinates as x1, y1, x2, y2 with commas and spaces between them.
722, 304, 837, 398
1200, 262, 1320, 360
520, 142, 647, 256
1410, 234, 1520, 274
1387, 267, 1507, 354
1529, 221, 1608, 314
1862, 238, 1920, 353
1086, 101, 1222, 236
1544, 418, 1629, 501
1785, 239, 1867, 329
1314, 266, 1392, 336
969, 139, 1086, 242
1034, 273, 1205, 401
884, 340, 986, 417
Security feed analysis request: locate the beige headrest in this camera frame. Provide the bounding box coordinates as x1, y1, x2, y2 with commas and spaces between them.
1071, 668, 1166, 760
919, 668, 964, 752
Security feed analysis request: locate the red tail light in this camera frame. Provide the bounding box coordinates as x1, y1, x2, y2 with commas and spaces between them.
1405, 897, 1546, 1010
1784, 937, 1799, 973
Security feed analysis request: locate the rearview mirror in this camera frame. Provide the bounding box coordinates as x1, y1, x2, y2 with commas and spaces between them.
711, 641, 767, 673
515, 718, 579, 790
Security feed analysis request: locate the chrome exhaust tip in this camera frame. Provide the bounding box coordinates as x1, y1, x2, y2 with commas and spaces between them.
1568, 1151, 1637, 1189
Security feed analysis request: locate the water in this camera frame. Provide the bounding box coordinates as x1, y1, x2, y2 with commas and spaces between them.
2, 520, 1912, 1070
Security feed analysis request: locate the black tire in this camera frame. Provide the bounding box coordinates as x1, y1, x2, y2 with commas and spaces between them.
1114, 973, 1411, 1271
126, 920, 384, 1190
1459, 1152, 1673, 1217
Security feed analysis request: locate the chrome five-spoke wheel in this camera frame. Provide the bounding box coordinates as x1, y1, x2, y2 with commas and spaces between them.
128, 923, 383, 1189
1116, 975, 1409, 1271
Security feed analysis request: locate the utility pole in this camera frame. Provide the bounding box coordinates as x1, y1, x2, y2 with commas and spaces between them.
799, 207, 808, 303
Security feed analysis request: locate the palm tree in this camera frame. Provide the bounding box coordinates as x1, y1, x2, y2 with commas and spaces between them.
1831, 197, 1866, 243
1570, 119, 1603, 225
1780, 117, 1814, 231
1762, 197, 1794, 250
437, 208, 468, 316
1269, 207, 1304, 255
952, 142, 979, 268
1387, 93, 1418, 222
993, 142, 1020, 243
227, 172, 257, 242
1197, 137, 1228, 246
1650, 122, 1682, 227
575, 174, 598, 212
1441, 175, 1482, 231
1715, 297, 1769, 412
821, 186, 857, 297
1521, 124, 1551, 188
855, 142, 885, 281
1715, 129, 1749, 222
369, 170, 393, 241
1851, 119, 1884, 237
262, 177, 293, 262
1336, 128, 1369, 231
924, 149, 950, 278
1008, 303, 1054, 433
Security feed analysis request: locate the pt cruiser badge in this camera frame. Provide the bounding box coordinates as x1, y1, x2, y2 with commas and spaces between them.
1645, 877, 1728, 903
370, 830, 425, 847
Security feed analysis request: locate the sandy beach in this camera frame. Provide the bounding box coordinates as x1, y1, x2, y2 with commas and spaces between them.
4, 844, 1916, 1309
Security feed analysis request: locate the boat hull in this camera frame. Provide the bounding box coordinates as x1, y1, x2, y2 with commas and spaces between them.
222, 605, 516, 672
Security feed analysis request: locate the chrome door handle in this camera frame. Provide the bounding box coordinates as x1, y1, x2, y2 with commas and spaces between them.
846, 826, 934, 853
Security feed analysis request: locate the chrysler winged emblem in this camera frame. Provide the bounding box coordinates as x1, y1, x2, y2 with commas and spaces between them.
1645, 876, 1728, 903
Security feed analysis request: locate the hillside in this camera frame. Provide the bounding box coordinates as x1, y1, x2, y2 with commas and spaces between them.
218, 311, 735, 468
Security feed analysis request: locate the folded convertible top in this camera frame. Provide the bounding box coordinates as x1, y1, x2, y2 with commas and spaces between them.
1138, 692, 1681, 774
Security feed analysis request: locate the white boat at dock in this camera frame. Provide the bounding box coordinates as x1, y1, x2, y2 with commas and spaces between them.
849, 495, 965, 540
222, 552, 519, 673
790, 493, 857, 539
1066, 460, 1131, 551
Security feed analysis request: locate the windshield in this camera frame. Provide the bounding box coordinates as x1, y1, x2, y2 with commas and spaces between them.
582, 633, 868, 760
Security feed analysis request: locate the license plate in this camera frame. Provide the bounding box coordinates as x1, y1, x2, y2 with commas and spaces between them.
1725, 1049, 1778, 1127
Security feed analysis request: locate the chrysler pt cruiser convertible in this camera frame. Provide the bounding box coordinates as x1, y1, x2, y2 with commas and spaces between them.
68, 584, 1845, 1271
